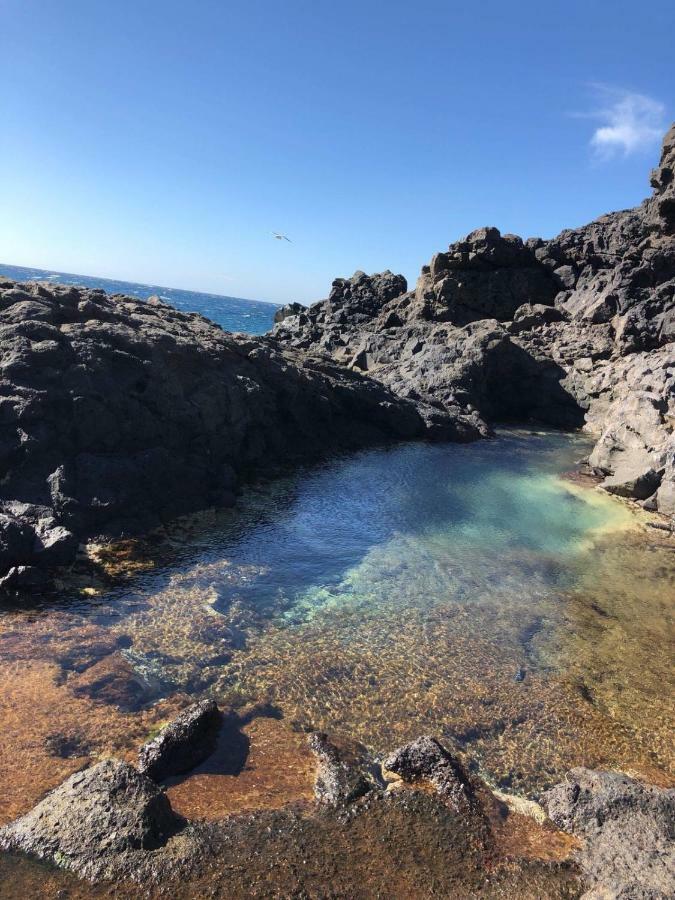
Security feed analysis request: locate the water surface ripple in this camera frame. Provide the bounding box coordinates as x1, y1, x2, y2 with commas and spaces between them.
0, 429, 673, 822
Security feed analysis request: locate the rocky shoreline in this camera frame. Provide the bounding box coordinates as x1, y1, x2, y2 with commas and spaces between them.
1, 126, 673, 594
0, 282, 429, 593
1, 703, 672, 898
0, 130, 673, 897
273, 124, 675, 516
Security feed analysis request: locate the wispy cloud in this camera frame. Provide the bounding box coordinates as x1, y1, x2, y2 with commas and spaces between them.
580, 85, 666, 159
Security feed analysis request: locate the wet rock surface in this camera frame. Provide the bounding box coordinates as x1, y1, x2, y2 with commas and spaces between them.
273, 124, 675, 515
307, 731, 383, 806
0, 759, 184, 881
138, 700, 222, 782
0, 735, 584, 897
0, 280, 427, 591
545, 767, 675, 899
384, 735, 480, 815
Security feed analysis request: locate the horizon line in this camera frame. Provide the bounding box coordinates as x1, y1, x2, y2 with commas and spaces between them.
0, 261, 282, 308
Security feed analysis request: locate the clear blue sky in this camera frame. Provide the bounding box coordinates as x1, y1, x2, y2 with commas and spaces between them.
1, 0, 673, 304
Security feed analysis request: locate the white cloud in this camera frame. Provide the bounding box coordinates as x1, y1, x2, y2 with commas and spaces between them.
583, 86, 666, 159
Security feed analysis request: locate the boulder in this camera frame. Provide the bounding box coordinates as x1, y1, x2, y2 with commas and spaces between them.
601, 465, 663, 501
509, 302, 565, 332
138, 699, 222, 781
307, 732, 382, 806
274, 301, 306, 324
384, 735, 478, 815
545, 768, 675, 899
0, 759, 182, 879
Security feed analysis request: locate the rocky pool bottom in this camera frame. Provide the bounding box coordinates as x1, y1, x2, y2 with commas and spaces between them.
0, 430, 673, 897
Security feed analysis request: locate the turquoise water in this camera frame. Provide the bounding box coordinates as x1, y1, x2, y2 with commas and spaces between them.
2, 429, 671, 800
0, 263, 278, 334
157, 430, 627, 618
85, 428, 673, 794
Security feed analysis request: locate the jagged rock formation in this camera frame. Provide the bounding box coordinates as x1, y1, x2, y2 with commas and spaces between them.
0, 283, 430, 590
384, 735, 480, 816
7, 729, 670, 897
307, 732, 383, 806
0, 734, 580, 895
1, 127, 672, 592
273, 124, 675, 514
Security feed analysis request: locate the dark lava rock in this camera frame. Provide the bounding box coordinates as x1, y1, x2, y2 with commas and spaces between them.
138, 700, 222, 781
273, 125, 675, 513
545, 767, 675, 899
0, 759, 183, 880
307, 732, 383, 806
384, 735, 478, 815
0, 276, 428, 593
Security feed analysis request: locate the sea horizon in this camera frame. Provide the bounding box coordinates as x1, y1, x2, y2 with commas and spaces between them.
0, 262, 280, 335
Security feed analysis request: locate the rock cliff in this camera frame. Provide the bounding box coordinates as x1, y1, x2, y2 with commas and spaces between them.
0, 283, 428, 589
1, 126, 672, 591
273, 124, 675, 514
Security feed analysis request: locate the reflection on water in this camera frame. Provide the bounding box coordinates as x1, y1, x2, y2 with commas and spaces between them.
0, 430, 673, 825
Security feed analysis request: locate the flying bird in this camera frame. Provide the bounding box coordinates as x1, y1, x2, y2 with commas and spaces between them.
272, 232, 292, 242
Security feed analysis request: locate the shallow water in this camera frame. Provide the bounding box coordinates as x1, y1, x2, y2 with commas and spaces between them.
0, 430, 673, 833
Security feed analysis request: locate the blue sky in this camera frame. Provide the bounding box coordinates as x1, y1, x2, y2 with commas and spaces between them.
1, 0, 673, 304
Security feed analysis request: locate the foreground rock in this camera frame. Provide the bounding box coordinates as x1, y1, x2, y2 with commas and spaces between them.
0, 734, 582, 896
0, 759, 184, 881
273, 124, 675, 514
545, 768, 675, 899
0, 279, 431, 591
138, 700, 222, 782
384, 734, 480, 816
307, 731, 383, 806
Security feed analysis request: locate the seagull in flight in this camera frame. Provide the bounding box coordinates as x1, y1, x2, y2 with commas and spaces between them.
272, 232, 292, 242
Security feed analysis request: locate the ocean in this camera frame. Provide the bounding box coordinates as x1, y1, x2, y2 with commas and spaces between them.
0, 263, 279, 335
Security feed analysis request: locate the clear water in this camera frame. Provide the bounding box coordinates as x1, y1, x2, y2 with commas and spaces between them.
0, 262, 278, 334
2, 428, 672, 823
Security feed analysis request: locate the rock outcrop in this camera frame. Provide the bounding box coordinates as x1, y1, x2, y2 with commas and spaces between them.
384, 735, 480, 816
273, 124, 675, 514
1, 127, 672, 593
0, 759, 184, 881
10, 735, 668, 897
307, 731, 383, 806
0, 282, 431, 590
138, 700, 222, 782
545, 767, 675, 899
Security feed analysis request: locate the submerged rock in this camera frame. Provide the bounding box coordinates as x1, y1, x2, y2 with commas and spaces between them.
138, 699, 222, 782
0, 759, 182, 880
545, 767, 675, 899
307, 731, 382, 806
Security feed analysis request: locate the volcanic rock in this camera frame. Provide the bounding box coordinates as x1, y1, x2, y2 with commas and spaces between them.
273, 125, 675, 513
0, 278, 431, 590
138, 700, 222, 781
384, 735, 479, 815
307, 732, 382, 806
0, 759, 182, 880
545, 767, 675, 899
